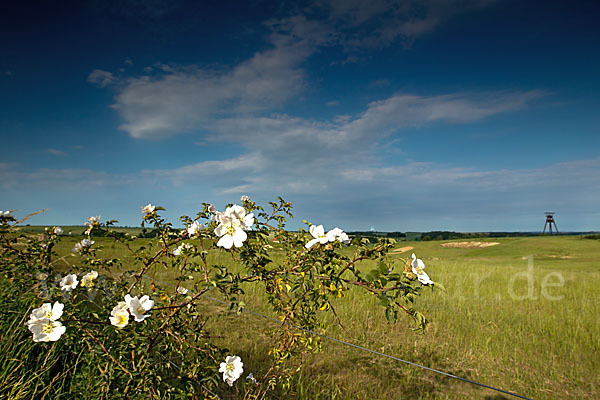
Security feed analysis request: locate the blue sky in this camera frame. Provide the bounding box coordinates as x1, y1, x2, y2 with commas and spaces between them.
1, 0, 599, 231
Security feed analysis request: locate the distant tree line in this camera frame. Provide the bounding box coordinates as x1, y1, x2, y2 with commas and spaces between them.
582, 234, 600, 240
81, 227, 160, 238
418, 231, 542, 241
347, 230, 556, 241
347, 231, 406, 239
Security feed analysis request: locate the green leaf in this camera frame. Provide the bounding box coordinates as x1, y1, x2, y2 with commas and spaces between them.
365, 269, 380, 282
378, 294, 389, 307
385, 307, 397, 323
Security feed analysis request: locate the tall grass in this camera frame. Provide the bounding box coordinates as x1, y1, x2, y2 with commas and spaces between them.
8, 234, 600, 399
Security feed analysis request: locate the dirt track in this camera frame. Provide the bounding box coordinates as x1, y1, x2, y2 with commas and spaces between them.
440, 241, 500, 249
389, 246, 414, 253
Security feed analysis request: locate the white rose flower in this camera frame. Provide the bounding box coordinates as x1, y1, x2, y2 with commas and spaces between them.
141, 204, 155, 215
326, 227, 351, 245
29, 301, 64, 322
173, 242, 194, 256
27, 319, 66, 342
338, 231, 351, 244
411, 253, 434, 285
219, 355, 244, 386
177, 286, 188, 295
305, 225, 331, 249
72, 238, 94, 253
186, 220, 204, 237
214, 205, 254, 249
80, 270, 98, 287
59, 274, 79, 291
84, 216, 100, 234
124, 294, 154, 322
109, 302, 130, 328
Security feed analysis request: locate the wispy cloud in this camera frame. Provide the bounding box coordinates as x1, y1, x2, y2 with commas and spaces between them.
143, 153, 264, 189
345, 90, 546, 136
88, 69, 115, 88
46, 148, 67, 157
108, 16, 333, 140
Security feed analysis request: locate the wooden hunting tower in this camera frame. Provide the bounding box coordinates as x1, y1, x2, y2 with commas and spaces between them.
543, 212, 558, 235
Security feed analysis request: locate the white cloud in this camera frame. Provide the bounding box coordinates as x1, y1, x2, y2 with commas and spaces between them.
109, 16, 334, 140
112, 53, 305, 139
46, 148, 67, 157
344, 90, 546, 137
88, 69, 115, 88
143, 153, 264, 188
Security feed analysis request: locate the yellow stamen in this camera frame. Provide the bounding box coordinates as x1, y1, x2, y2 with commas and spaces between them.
117, 314, 128, 325
42, 322, 54, 333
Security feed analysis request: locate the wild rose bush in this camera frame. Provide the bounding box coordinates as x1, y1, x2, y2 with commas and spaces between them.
0, 199, 436, 399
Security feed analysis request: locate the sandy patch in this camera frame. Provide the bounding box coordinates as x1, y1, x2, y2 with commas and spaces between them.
390, 246, 414, 253
441, 241, 500, 249
522, 255, 574, 259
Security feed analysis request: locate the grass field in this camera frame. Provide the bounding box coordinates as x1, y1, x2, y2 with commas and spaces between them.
17, 234, 600, 399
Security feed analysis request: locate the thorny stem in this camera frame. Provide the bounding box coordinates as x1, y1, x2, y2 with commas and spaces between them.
127, 247, 168, 294
147, 287, 211, 350
336, 252, 369, 279
83, 328, 133, 378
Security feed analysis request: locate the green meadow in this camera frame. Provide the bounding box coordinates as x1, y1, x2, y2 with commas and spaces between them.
5, 233, 600, 399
